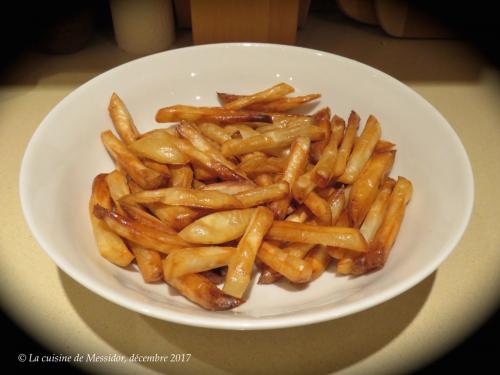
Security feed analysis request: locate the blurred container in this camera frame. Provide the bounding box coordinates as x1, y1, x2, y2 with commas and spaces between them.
110, 0, 175, 55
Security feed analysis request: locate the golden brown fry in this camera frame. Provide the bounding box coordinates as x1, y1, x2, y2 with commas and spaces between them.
222, 82, 294, 110
129, 242, 163, 283
234, 182, 289, 208
238, 154, 286, 176
108, 93, 140, 144
266, 221, 367, 252
93, 205, 191, 254
169, 164, 193, 188
128, 130, 190, 165
89, 174, 134, 267
304, 245, 331, 281
224, 124, 260, 139
292, 169, 316, 203
352, 176, 412, 274
253, 173, 274, 187
310, 108, 332, 162
221, 125, 324, 157
192, 163, 218, 181
375, 139, 396, 152
147, 204, 205, 230
198, 122, 232, 145
156, 105, 273, 124
256, 114, 314, 133
101, 131, 167, 189
312, 115, 345, 187
120, 203, 176, 234
333, 111, 360, 178
285, 205, 310, 223
303, 191, 332, 225
105, 169, 130, 215
142, 159, 171, 178
179, 208, 256, 244
224, 207, 274, 298
257, 242, 312, 283
349, 151, 395, 227
200, 180, 256, 195
164, 247, 235, 279
327, 188, 347, 224
338, 115, 381, 184
269, 137, 310, 219
164, 272, 244, 311
124, 187, 243, 210
219, 93, 321, 112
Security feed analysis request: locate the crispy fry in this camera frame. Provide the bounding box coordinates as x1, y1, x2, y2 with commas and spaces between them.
269, 137, 310, 219
338, 115, 381, 184
224, 207, 274, 298
142, 159, 171, 178
266, 221, 367, 252
292, 169, 316, 203
156, 105, 273, 124
222, 83, 294, 110
304, 246, 331, 281
198, 122, 232, 145
128, 130, 190, 165
89, 174, 134, 266
179, 208, 256, 244
257, 242, 312, 283
254, 173, 274, 187
310, 108, 332, 162
169, 164, 193, 188
238, 154, 286, 176
147, 204, 205, 230
124, 187, 243, 210
285, 205, 310, 223
303, 191, 332, 225
164, 272, 244, 311
219, 93, 321, 112
200, 181, 256, 195
129, 242, 163, 283
375, 139, 396, 152
221, 125, 324, 157
234, 182, 289, 208
327, 188, 347, 224
105, 169, 130, 215
108, 93, 140, 144
101, 131, 167, 189
224, 124, 260, 139
94, 205, 192, 254
333, 111, 360, 178
349, 151, 395, 227
120, 203, 176, 234
164, 247, 235, 279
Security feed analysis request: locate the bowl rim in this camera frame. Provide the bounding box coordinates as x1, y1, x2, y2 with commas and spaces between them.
19, 42, 475, 330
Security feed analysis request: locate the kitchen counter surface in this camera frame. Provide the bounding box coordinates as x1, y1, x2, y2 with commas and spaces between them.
1, 13, 499, 374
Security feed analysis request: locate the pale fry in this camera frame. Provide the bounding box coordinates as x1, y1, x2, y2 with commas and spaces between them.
164, 247, 235, 279
266, 221, 368, 252
89, 174, 134, 266
101, 130, 167, 189
179, 209, 256, 244
234, 182, 289, 208
257, 242, 312, 283
223, 83, 294, 110
124, 187, 243, 210
156, 105, 273, 124
349, 151, 396, 227
164, 272, 244, 311
332, 111, 360, 178
108, 93, 140, 144
338, 115, 381, 184
224, 207, 274, 298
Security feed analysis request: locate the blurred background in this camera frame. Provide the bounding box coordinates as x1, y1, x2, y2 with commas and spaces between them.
1, 1, 498, 374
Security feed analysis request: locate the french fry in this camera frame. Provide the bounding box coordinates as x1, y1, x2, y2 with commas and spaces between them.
192, 163, 218, 181
304, 245, 331, 281
312, 115, 345, 187
269, 136, 310, 219
128, 130, 190, 165
105, 169, 130, 215
120, 203, 176, 234
332, 111, 360, 178
101, 131, 167, 189
234, 182, 289, 208
123, 187, 243, 210
169, 164, 193, 188
200, 181, 256, 195
224, 124, 260, 139
128, 242, 163, 283
93, 205, 192, 254
292, 169, 316, 203
303, 191, 332, 225
163, 247, 235, 279
156, 105, 273, 124
164, 272, 244, 311
349, 151, 396, 227
254, 173, 274, 187
352, 177, 412, 274
221, 124, 325, 157
108, 93, 140, 144
327, 188, 347, 224
257, 242, 312, 283
222, 82, 295, 110
179, 208, 256, 244
285, 205, 310, 223
218, 93, 321, 112
147, 204, 205, 230
200, 268, 227, 285
375, 139, 396, 152
224, 207, 274, 298
310, 108, 332, 162
338, 115, 381, 184
198, 122, 232, 145
238, 154, 286, 176
89, 174, 134, 266
266, 221, 367, 252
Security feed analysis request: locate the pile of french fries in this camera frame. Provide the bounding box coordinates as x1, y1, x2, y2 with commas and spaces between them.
89, 83, 413, 311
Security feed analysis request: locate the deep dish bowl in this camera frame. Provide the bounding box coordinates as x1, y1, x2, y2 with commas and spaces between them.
20, 43, 473, 330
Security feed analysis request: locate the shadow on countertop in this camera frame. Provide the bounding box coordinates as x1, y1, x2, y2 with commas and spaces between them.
59, 269, 436, 374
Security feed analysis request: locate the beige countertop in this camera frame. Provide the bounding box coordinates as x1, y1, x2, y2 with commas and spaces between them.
1, 14, 499, 374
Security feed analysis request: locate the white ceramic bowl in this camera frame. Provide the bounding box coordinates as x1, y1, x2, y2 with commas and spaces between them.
20, 43, 473, 330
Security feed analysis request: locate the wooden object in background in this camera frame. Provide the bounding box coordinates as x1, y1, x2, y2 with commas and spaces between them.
174, 0, 191, 28
191, 0, 300, 44
337, 0, 378, 26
